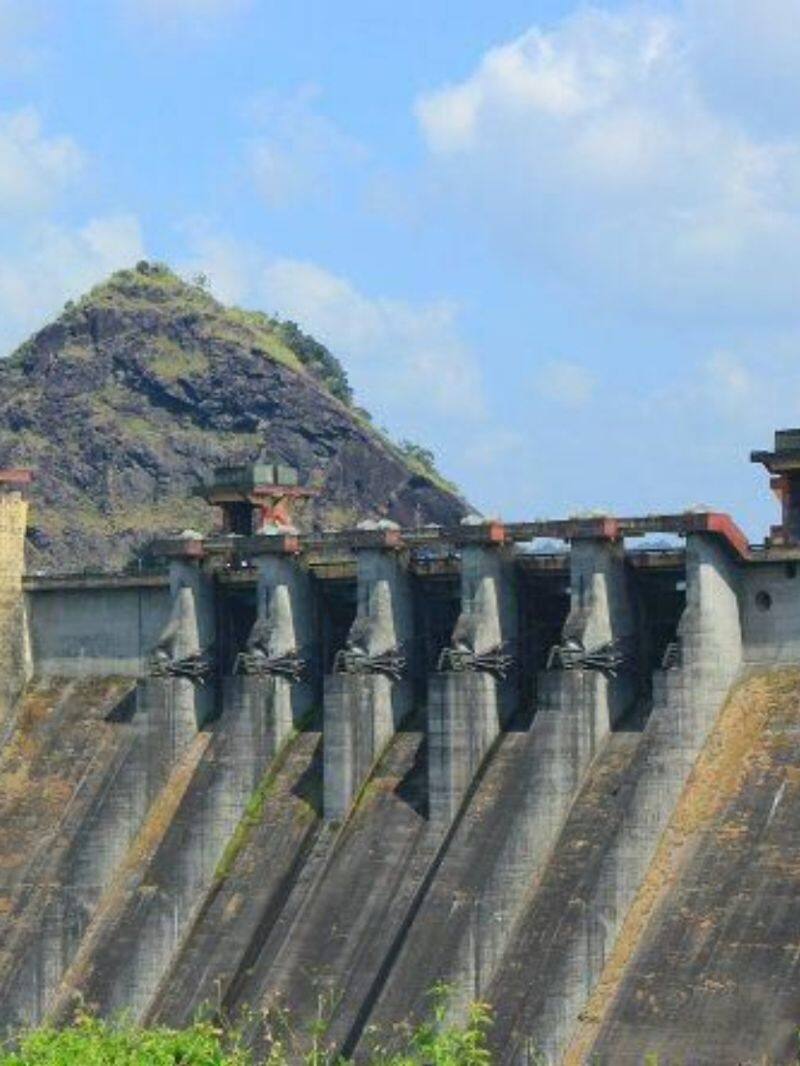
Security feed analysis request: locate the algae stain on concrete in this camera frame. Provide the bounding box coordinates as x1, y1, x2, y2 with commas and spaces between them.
564, 668, 800, 1065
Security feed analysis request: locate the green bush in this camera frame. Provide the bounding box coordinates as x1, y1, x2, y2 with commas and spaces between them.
0, 994, 493, 1065
0, 1013, 251, 1065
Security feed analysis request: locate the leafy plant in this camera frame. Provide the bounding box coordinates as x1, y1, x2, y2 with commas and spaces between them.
0, 991, 495, 1065
0, 1012, 252, 1065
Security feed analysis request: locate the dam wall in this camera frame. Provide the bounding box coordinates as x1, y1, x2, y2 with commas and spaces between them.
6, 473, 800, 1063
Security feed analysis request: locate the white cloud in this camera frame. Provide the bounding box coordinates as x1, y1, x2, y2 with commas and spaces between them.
0, 102, 144, 356
260, 257, 485, 421
535, 359, 595, 407
177, 226, 258, 305
687, 1, 800, 92
0, 215, 145, 355
245, 86, 366, 209
0, 108, 83, 216
414, 4, 800, 314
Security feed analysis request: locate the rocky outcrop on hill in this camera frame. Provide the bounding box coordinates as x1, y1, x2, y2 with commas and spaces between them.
0, 263, 467, 571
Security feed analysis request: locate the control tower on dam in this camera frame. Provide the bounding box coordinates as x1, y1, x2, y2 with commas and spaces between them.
1, 432, 799, 1064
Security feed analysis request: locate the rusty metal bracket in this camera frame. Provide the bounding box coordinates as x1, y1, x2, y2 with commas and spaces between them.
437, 643, 514, 680
148, 649, 213, 683
233, 648, 306, 681
546, 637, 634, 677
334, 645, 406, 681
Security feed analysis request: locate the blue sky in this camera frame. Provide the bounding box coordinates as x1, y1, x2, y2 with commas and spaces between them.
1, 1, 799, 536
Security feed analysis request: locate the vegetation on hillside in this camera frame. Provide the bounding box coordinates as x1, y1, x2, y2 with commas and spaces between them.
50, 261, 452, 488
71, 261, 352, 402
394, 439, 459, 496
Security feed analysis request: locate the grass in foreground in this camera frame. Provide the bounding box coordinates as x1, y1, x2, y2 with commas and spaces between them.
0, 999, 492, 1066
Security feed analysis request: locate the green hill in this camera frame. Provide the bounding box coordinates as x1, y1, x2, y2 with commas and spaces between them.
0, 262, 466, 571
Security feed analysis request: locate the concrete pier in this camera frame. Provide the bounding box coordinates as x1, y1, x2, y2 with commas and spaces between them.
554, 532, 640, 725
427, 524, 517, 826
510, 532, 743, 1063
244, 537, 315, 725
358, 533, 640, 1045
323, 530, 413, 820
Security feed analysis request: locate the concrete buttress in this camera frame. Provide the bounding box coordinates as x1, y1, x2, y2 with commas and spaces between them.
0, 553, 216, 1029
427, 532, 518, 826
46, 545, 312, 1021
356, 534, 639, 1049
498, 532, 743, 1064
324, 535, 413, 820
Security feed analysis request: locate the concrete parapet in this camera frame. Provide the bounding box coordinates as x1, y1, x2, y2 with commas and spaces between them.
323, 545, 413, 821
27, 585, 171, 679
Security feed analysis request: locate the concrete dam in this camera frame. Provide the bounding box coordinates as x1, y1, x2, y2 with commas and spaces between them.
2, 434, 800, 1063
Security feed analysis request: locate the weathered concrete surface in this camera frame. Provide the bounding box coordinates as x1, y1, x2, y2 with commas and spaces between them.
323, 546, 414, 820
49, 676, 294, 1022
485, 728, 646, 1062
491, 533, 744, 1063
426, 671, 501, 827
579, 671, 800, 1065
324, 673, 402, 821
0, 678, 136, 1029
357, 674, 618, 1055
233, 728, 445, 1059
148, 730, 323, 1027
0, 677, 207, 1030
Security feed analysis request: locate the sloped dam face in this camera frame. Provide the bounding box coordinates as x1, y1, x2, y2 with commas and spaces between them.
4, 508, 800, 1063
